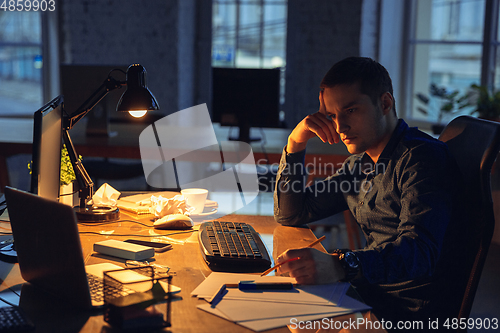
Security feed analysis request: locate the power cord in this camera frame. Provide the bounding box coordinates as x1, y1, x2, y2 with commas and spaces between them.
0, 295, 17, 307
77, 219, 198, 238
78, 219, 152, 228
0, 198, 6, 216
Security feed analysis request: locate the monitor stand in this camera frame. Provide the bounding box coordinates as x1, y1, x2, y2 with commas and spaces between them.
228, 123, 261, 143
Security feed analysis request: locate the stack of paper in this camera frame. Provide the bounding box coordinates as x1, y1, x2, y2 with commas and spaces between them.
191, 272, 371, 332
117, 192, 218, 216
117, 192, 177, 215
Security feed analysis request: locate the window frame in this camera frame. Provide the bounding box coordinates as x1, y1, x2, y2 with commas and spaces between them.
402, 0, 499, 129
211, 0, 287, 69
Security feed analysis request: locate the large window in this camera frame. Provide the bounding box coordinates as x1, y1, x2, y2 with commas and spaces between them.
212, 0, 287, 69
408, 0, 498, 124
0, 11, 42, 117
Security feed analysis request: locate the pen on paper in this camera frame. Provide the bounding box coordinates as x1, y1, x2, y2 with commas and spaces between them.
208, 284, 227, 307
260, 235, 329, 276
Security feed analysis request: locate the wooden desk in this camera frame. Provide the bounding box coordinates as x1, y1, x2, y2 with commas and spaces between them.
0, 210, 383, 333
0, 212, 312, 332
0, 118, 349, 190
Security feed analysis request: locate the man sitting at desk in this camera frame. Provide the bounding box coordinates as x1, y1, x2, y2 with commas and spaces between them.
273, 57, 466, 328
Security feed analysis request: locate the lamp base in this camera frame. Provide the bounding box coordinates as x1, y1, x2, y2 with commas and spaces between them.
74, 206, 120, 222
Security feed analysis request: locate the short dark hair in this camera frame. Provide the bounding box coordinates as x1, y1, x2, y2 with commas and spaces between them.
320, 57, 395, 112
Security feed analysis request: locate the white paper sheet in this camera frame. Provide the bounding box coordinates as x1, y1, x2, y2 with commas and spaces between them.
197, 295, 371, 332
190, 272, 297, 298
192, 271, 349, 306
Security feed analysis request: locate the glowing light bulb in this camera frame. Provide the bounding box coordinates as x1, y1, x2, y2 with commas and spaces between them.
128, 110, 147, 118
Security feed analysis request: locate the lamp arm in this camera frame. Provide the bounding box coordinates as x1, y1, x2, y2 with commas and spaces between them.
64, 75, 126, 130
62, 129, 94, 209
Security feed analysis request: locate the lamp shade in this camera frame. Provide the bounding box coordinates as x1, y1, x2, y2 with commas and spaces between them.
116, 64, 159, 116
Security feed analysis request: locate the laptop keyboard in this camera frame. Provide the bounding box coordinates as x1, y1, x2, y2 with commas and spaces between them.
87, 273, 132, 303
0, 306, 35, 332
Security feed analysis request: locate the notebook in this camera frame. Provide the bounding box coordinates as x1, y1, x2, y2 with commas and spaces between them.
4, 186, 124, 309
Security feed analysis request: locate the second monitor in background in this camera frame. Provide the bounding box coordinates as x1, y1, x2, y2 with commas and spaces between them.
212, 67, 282, 143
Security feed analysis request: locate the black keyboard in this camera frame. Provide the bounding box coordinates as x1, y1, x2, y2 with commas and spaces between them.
0, 306, 35, 332
198, 221, 271, 272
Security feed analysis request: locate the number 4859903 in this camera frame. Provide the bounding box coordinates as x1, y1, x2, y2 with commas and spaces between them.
1, 0, 55, 11
443, 318, 498, 330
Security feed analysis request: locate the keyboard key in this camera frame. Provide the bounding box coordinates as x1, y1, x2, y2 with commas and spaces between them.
0, 306, 35, 332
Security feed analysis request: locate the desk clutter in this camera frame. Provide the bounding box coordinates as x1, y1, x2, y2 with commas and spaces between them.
192, 272, 371, 332
2, 185, 375, 332
102, 266, 173, 331
116, 191, 218, 221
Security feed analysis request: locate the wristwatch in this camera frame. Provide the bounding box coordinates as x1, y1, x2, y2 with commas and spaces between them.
333, 249, 360, 282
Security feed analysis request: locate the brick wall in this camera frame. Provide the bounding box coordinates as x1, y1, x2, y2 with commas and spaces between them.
284, 0, 363, 128
58, 0, 204, 115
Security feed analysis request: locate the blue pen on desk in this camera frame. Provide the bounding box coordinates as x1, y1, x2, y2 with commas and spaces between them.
208, 281, 295, 307
208, 284, 227, 307
226, 282, 295, 290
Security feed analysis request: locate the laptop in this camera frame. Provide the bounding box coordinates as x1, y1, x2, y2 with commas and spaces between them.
4, 186, 124, 309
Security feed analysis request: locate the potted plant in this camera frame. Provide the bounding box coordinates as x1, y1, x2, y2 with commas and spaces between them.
59, 145, 81, 206
28, 144, 81, 205
415, 83, 470, 134
466, 84, 500, 122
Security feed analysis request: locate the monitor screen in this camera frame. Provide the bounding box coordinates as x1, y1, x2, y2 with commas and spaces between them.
30, 95, 64, 201
60, 64, 128, 122
212, 67, 281, 142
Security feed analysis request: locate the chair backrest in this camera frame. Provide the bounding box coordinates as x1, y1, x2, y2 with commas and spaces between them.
438, 115, 500, 319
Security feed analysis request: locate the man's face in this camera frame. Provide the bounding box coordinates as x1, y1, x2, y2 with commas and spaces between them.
321, 83, 390, 158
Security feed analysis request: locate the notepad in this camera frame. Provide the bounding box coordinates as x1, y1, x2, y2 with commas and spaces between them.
193, 272, 371, 332
117, 192, 218, 215
120, 192, 179, 206
116, 200, 152, 215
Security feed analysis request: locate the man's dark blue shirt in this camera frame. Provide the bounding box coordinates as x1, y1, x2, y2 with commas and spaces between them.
274, 119, 462, 323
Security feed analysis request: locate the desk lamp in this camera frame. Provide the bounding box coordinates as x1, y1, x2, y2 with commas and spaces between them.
63, 64, 159, 221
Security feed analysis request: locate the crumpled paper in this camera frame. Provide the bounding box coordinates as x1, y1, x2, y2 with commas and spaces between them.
150, 194, 194, 218
90, 183, 121, 207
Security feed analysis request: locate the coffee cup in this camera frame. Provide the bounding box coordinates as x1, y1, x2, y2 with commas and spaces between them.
181, 188, 208, 214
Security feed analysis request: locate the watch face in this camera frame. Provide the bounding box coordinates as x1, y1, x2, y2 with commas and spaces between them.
345, 252, 359, 268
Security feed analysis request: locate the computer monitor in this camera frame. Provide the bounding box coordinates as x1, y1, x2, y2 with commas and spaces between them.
211, 67, 281, 142
60, 64, 130, 136
30, 95, 64, 201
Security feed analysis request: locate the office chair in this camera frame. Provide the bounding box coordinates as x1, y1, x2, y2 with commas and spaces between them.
438, 115, 500, 323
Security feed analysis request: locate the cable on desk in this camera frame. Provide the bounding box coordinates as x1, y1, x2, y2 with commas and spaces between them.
78, 219, 151, 228
0, 295, 17, 307
0, 220, 12, 234
78, 230, 197, 238
7, 287, 20, 298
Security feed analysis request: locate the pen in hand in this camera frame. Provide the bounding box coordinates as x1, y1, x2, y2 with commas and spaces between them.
260, 235, 329, 276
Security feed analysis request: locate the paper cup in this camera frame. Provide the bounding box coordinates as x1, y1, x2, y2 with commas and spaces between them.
181, 188, 208, 214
